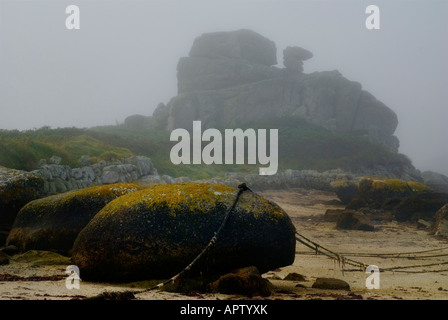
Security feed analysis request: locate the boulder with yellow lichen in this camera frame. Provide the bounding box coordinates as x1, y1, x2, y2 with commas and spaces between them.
347, 177, 432, 210
6, 183, 142, 254
71, 182, 296, 282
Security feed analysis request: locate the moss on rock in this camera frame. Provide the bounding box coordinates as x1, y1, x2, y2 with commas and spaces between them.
6, 183, 142, 254
71, 182, 296, 282
13, 250, 71, 266
348, 177, 431, 209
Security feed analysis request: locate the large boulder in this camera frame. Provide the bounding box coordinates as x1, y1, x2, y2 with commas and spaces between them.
0, 166, 44, 245
347, 177, 432, 210
71, 182, 296, 282
393, 193, 448, 222
6, 183, 142, 254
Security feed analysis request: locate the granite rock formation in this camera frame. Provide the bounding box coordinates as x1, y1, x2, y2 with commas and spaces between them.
154, 29, 400, 152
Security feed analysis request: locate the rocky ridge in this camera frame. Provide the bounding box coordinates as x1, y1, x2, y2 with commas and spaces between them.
136, 29, 400, 152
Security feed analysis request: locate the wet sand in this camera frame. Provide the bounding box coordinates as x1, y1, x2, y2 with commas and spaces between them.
1, 187, 447, 300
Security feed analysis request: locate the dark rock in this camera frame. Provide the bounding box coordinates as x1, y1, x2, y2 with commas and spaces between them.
324, 209, 344, 222
283, 272, 306, 281
0, 245, 19, 256
0, 166, 45, 245
312, 278, 350, 290
394, 193, 448, 222
6, 183, 142, 254
0, 251, 9, 265
71, 183, 296, 282
336, 210, 374, 231
330, 180, 359, 204
429, 203, 448, 236
209, 266, 271, 297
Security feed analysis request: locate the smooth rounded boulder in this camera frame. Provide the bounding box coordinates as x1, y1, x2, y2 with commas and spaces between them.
6, 183, 142, 254
71, 182, 296, 282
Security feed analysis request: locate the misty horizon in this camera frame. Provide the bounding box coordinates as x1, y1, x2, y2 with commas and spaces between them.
0, 0, 447, 176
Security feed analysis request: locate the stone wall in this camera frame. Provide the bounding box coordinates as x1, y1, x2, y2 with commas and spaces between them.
32, 155, 157, 195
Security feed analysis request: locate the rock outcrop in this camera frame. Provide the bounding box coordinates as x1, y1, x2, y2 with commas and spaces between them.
6, 183, 142, 254
157, 29, 400, 152
71, 182, 296, 282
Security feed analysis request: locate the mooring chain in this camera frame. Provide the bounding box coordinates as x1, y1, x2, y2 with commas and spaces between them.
295, 230, 448, 274
136, 183, 253, 294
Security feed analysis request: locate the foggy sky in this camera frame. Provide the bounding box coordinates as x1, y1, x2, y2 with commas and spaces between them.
0, 0, 447, 176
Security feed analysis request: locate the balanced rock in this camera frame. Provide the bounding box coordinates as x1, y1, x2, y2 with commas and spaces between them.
71, 182, 296, 282
330, 180, 359, 204
6, 183, 142, 254
283, 46, 313, 73
0, 166, 44, 245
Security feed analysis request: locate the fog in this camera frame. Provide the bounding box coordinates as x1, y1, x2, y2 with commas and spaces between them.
0, 0, 447, 176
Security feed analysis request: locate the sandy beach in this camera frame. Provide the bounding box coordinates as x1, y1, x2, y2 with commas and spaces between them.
1, 187, 447, 301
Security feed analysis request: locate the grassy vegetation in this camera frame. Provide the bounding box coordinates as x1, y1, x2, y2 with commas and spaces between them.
0, 127, 132, 170
0, 116, 413, 179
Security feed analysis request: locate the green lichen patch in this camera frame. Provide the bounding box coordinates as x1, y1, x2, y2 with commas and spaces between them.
13, 250, 71, 266
353, 177, 432, 209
